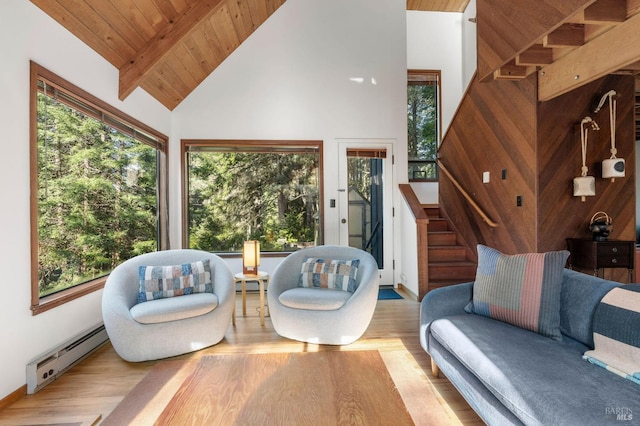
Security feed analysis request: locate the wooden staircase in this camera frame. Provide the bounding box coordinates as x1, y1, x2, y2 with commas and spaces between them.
424, 205, 477, 290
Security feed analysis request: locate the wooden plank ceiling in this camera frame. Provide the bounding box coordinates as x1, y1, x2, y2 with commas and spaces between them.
30, 0, 469, 110
30, 0, 287, 110
478, 0, 640, 101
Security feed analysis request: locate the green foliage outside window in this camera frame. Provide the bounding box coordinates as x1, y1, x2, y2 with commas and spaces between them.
37, 90, 159, 297
187, 149, 320, 252
408, 82, 438, 180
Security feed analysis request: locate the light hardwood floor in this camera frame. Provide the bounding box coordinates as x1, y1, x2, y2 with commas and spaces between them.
0, 290, 483, 425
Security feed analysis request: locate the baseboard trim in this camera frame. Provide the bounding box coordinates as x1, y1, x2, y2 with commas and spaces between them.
0, 385, 26, 412
397, 283, 418, 301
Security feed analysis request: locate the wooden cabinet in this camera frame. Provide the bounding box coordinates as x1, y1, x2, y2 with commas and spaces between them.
566, 238, 634, 282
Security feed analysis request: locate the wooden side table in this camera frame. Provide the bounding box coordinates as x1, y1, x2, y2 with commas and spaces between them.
232, 271, 270, 326
566, 238, 634, 282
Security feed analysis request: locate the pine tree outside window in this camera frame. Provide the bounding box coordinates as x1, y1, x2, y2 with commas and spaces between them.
182, 140, 323, 254
408, 70, 441, 181
30, 62, 168, 315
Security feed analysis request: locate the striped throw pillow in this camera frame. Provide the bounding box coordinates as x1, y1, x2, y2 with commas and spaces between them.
583, 284, 640, 385
465, 245, 569, 339
137, 259, 213, 303
298, 257, 360, 293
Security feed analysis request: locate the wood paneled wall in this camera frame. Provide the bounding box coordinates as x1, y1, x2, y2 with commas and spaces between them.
439, 73, 636, 282
538, 74, 636, 281
438, 74, 538, 256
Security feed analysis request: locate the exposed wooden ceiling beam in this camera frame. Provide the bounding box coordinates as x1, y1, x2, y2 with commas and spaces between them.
118, 0, 225, 101
538, 10, 640, 101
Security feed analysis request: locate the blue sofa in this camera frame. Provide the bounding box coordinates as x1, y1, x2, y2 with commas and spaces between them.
420, 269, 640, 425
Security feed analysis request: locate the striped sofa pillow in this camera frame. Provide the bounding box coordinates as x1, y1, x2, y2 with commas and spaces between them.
465, 245, 569, 339
583, 284, 640, 385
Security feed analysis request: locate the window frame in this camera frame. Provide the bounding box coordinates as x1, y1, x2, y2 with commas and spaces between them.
407, 69, 442, 182
180, 139, 324, 255
30, 61, 169, 315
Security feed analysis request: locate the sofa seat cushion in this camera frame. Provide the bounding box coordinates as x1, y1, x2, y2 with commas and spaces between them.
130, 293, 218, 324
430, 314, 640, 425
279, 287, 350, 310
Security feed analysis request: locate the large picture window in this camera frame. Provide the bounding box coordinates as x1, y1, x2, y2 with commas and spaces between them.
182, 140, 323, 253
408, 70, 441, 181
30, 62, 168, 314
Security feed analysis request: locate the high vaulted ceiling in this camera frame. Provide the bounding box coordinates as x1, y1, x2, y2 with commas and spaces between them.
31, 0, 470, 111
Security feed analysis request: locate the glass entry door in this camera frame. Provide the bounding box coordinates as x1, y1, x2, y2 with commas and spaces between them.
338, 141, 394, 285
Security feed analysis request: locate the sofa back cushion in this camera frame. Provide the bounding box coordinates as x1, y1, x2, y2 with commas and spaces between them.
559, 268, 620, 348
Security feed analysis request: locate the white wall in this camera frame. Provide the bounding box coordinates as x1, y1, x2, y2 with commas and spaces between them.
0, 1, 171, 401
0, 0, 472, 401
172, 0, 408, 279
401, 6, 476, 296
462, 0, 478, 89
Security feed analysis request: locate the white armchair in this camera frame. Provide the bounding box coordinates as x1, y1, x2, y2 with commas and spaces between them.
267, 245, 379, 345
102, 249, 234, 362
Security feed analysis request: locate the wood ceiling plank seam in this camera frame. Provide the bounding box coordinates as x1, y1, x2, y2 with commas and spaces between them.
538, 10, 640, 100
200, 19, 227, 66
30, 0, 129, 67
118, 0, 225, 101
85, 0, 148, 51
151, 0, 181, 23
130, 0, 167, 31
169, 0, 189, 13
188, 27, 224, 76
107, 0, 158, 41
55, 0, 138, 59
181, 33, 216, 78
225, 0, 253, 41
163, 50, 201, 89
153, 59, 193, 97
171, 42, 209, 83
211, 5, 241, 54
237, 0, 258, 33
246, 0, 269, 25
265, 0, 285, 15
140, 72, 185, 110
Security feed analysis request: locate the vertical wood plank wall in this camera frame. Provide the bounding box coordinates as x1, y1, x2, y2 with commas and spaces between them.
538, 74, 636, 282
438, 74, 538, 255
438, 72, 636, 283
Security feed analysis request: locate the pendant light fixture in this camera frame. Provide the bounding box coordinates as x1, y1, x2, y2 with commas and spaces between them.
573, 116, 599, 202
593, 90, 624, 181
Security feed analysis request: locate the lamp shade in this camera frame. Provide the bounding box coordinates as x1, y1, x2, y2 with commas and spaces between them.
242, 240, 260, 275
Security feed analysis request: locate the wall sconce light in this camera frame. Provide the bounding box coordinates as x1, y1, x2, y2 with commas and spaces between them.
573, 116, 599, 202
242, 240, 260, 275
593, 90, 625, 181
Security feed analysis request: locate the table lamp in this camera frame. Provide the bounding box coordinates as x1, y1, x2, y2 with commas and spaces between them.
242, 240, 260, 275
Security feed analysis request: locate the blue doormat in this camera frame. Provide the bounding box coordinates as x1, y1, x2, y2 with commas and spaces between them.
378, 288, 403, 300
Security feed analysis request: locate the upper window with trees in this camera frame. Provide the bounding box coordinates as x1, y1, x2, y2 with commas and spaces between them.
30, 62, 168, 315
408, 70, 441, 181
182, 140, 323, 253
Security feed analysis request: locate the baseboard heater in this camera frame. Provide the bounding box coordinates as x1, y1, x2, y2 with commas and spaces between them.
26, 323, 109, 394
